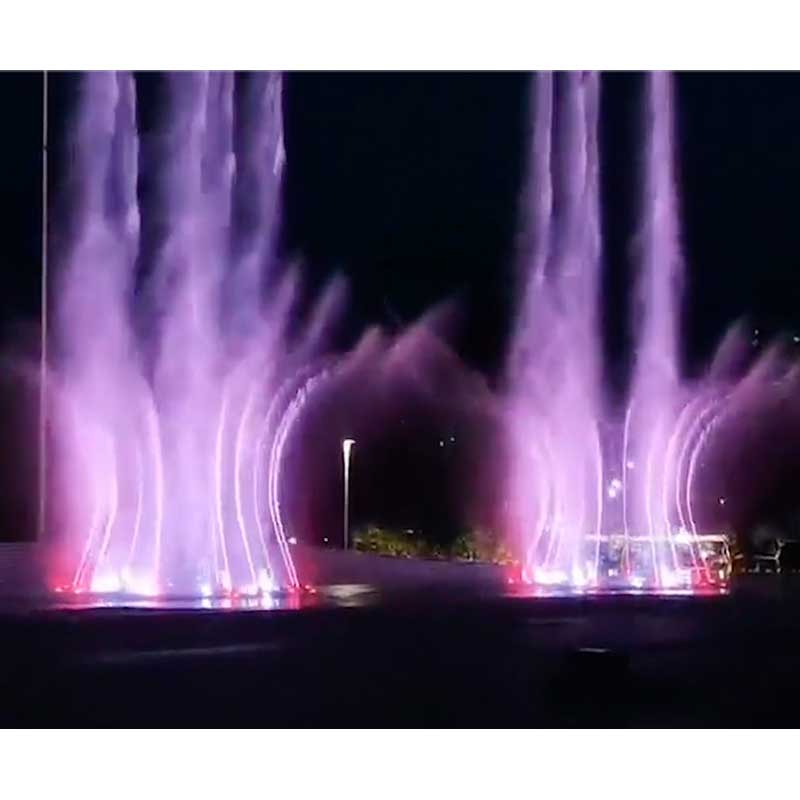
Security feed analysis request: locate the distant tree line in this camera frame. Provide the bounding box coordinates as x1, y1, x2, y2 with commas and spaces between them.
352, 524, 516, 566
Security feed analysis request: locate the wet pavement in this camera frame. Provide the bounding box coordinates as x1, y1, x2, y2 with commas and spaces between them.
2, 574, 800, 726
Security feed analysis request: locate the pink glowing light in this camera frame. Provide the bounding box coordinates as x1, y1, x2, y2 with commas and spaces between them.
47, 73, 340, 599
506, 72, 740, 594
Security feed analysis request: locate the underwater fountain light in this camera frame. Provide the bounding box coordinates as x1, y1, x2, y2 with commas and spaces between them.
44, 73, 347, 602
505, 72, 778, 595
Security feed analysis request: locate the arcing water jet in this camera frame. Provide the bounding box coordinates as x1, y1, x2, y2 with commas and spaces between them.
46, 73, 346, 599
507, 72, 788, 593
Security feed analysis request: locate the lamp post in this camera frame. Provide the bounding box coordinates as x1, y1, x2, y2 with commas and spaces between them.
342, 439, 355, 550
38, 71, 48, 542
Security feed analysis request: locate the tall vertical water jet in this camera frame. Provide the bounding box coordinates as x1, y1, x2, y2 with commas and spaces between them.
625, 73, 684, 552
46, 73, 345, 600
507, 73, 604, 587
506, 71, 765, 593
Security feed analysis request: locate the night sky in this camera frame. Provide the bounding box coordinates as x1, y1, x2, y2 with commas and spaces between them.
2, 72, 800, 542
3, 72, 800, 374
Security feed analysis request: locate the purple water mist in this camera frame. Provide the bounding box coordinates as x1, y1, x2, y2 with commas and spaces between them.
506, 72, 792, 592
47, 73, 345, 598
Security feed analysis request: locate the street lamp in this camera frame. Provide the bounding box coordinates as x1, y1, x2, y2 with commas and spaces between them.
342, 438, 355, 551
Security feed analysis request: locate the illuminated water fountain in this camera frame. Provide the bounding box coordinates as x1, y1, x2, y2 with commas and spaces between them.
46, 73, 347, 601
507, 72, 788, 593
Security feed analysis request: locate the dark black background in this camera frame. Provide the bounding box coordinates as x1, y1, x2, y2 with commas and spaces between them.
2, 73, 800, 729
2, 72, 800, 375
2, 72, 800, 544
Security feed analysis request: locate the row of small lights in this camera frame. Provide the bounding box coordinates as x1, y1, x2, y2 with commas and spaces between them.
752, 329, 800, 346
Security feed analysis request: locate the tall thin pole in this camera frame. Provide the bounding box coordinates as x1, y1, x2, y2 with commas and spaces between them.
342, 439, 355, 550
38, 71, 48, 542
343, 463, 349, 551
